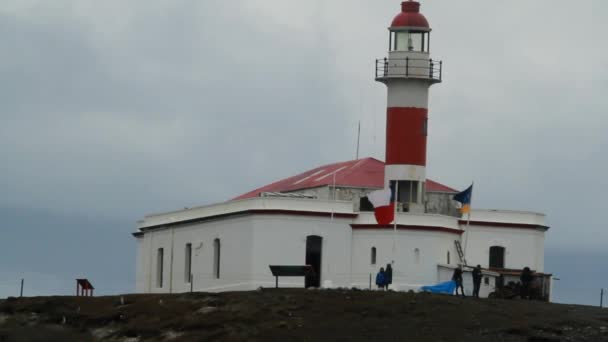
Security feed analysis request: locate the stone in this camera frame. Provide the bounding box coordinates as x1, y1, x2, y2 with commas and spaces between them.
197, 306, 218, 315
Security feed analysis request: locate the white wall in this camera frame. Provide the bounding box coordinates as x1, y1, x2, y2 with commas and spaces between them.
135, 214, 355, 293
134, 236, 145, 293
463, 225, 545, 272
134, 199, 548, 294
136, 215, 255, 293
469, 209, 547, 227
138, 197, 355, 230
250, 215, 353, 289
351, 229, 458, 291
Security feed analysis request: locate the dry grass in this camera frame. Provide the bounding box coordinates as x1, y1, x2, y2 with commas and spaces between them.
1, 289, 608, 341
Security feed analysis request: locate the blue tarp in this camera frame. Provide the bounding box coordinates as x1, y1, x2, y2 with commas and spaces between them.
420, 280, 456, 294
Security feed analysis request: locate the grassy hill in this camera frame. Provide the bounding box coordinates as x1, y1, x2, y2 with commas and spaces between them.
1, 289, 608, 341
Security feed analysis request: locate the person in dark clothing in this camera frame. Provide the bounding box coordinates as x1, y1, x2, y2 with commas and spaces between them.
385, 264, 393, 290
520, 267, 534, 300
376, 267, 386, 290
472, 265, 482, 298
452, 267, 465, 297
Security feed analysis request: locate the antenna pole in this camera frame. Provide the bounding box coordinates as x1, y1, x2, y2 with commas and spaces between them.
356, 121, 361, 160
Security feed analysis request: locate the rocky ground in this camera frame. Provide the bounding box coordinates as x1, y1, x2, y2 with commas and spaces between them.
1, 289, 608, 341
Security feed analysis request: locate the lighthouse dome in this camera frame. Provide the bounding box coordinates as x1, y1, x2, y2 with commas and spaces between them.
391, 1, 429, 29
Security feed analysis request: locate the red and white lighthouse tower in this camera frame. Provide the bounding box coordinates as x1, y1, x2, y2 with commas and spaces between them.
376, 1, 442, 212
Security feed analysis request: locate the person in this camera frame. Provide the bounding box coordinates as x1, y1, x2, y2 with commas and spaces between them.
375, 267, 386, 290
472, 265, 482, 298
520, 267, 534, 300
452, 267, 465, 297
385, 264, 393, 290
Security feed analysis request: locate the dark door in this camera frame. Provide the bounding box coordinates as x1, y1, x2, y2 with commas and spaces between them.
305, 236, 322, 288
489, 246, 505, 269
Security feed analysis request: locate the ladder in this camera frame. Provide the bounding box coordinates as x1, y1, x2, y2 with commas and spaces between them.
454, 240, 467, 266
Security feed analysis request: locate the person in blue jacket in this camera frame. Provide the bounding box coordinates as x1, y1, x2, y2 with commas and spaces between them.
376, 267, 386, 290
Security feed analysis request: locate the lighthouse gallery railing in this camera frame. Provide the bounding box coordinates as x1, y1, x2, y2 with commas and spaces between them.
375, 57, 442, 82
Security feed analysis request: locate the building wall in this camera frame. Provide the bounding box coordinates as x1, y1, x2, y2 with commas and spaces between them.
462, 226, 545, 272
285, 185, 375, 208
135, 218, 545, 294
425, 192, 460, 217
137, 197, 355, 229
134, 198, 549, 296
135, 215, 255, 293
134, 236, 145, 293
250, 215, 353, 289
351, 229, 458, 291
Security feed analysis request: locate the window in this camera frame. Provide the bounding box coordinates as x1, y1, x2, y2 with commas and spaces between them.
360, 196, 374, 212
185, 243, 192, 283
423, 118, 428, 136
371, 247, 377, 265
447, 251, 451, 265
394, 31, 408, 51
390, 180, 419, 204
156, 248, 164, 288
489, 246, 506, 269
392, 31, 429, 52
213, 239, 221, 279
484, 277, 490, 285
414, 248, 420, 264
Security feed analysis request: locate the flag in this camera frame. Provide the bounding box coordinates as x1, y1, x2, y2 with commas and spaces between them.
453, 184, 473, 214
367, 184, 396, 225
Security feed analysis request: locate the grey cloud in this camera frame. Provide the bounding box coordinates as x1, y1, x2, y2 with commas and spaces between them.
0, 0, 606, 299
0, 0, 357, 221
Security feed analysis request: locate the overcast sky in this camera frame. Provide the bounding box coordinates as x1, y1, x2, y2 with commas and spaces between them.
0, 1, 606, 304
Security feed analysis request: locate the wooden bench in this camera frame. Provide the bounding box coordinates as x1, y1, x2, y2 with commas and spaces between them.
268, 265, 316, 289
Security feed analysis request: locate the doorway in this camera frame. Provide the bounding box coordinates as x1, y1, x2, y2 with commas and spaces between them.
305, 235, 323, 288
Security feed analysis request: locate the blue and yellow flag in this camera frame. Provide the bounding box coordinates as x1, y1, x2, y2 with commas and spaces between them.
453, 184, 473, 213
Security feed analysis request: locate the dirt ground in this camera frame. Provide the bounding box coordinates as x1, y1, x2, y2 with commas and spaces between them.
1, 289, 608, 342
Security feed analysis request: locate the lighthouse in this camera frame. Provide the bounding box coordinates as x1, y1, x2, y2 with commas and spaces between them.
376, 1, 442, 213
134, 0, 551, 300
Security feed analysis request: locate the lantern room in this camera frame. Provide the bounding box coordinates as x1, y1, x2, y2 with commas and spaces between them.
390, 29, 430, 53
376, 1, 441, 82
388, 1, 431, 53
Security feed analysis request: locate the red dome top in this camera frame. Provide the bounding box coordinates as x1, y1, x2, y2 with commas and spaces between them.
391, 1, 430, 29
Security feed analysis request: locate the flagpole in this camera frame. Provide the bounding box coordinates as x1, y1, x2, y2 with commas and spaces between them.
356, 121, 361, 160
463, 182, 474, 265
392, 181, 399, 264
331, 172, 337, 220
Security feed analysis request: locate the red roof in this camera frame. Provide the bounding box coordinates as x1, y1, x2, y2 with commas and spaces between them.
391, 1, 430, 29
233, 157, 457, 200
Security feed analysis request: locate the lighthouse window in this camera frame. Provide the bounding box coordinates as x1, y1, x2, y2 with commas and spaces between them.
394, 32, 407, 51
409, 33, 423, 51
393, 31, 427, 52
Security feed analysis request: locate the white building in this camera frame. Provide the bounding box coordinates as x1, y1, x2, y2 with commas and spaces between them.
133, 1, 551, 299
